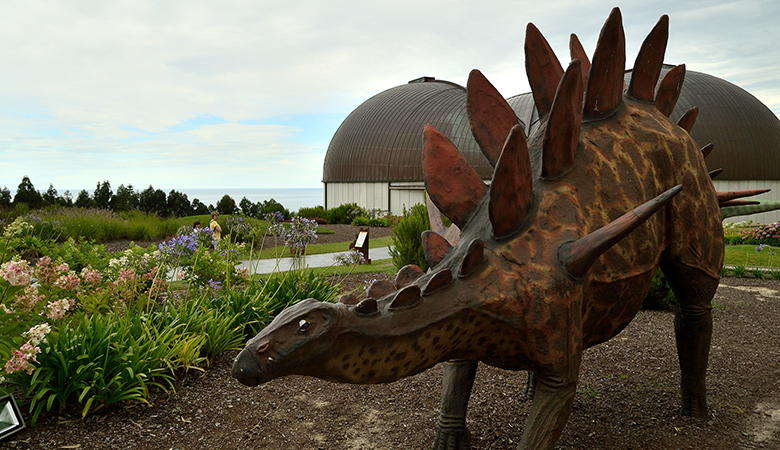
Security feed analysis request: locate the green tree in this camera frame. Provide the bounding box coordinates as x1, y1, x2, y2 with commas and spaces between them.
239, 197, 254, 216
111, 184, 139, 211
62, 190, 73, 207
258, 198, 289, 219
74, 189, 95, 208
389, 204, 431, 270
93, 181, 113, 209
42, 184, 60, 206
0, 186, 11, 209
216, 194, 237, 215
166, 190, 193, 217
191, 198, 210, 215
13, 176, 43, 208
138, 186, 167, 216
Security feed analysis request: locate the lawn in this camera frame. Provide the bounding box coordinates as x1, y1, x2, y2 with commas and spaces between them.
245, 235, 393, 259
724, 244, 780, 267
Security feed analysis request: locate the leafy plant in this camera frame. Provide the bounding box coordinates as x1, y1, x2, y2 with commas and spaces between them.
731, 265, 747, 277
642, 269, 677, 310
389, 204, 430, 271
326, 203, 366, 224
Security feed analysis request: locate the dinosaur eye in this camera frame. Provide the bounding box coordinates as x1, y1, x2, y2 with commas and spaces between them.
298, 319, 311, 333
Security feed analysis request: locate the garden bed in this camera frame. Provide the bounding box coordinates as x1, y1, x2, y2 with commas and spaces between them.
6, 276, 779, 449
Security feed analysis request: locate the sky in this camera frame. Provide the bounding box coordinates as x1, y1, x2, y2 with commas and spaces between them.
0, 0, 778, 191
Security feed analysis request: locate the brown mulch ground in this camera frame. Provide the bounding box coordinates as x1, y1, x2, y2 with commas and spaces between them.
4, 277, 779, 449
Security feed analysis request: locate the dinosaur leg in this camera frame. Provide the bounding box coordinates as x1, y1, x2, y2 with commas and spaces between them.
518, 372, 578, 449
524, 371, 536, 400
433, 359, 478, 450
660, 261, 718, 418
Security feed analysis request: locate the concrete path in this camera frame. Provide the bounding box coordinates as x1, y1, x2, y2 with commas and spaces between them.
238, 246, 392, 274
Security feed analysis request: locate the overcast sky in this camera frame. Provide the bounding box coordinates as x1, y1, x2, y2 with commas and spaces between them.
1, 0, 777, 191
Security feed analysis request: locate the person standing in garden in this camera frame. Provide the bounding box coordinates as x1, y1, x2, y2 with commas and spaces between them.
209, 212, 222, 246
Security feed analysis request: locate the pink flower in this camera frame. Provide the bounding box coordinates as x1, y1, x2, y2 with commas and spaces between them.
80, 267, 103, 285
117, 269, 136, 284
0, 260, 33, 286
34, 256, 59, 284
54, 272, 81, 290
46, 299, 73, 320
4, 342, 42, 375
23, 323, 51, 346
12, 285, 44, 312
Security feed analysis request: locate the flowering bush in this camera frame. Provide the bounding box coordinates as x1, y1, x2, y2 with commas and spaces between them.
269, 216, 318, 256
225, 216, 253, 243
334, 250, 366, 265
740, 222, 780, 247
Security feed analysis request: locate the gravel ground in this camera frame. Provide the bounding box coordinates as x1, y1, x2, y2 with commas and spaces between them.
4, 277, 779, 449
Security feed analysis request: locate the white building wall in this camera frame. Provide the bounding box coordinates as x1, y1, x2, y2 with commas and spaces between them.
714, 180, 780, 224
389, 187, 426, 215
326, 182, 389, 213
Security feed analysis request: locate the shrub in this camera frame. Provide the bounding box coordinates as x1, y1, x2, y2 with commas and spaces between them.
642, 269, 677, 310
389, 204, 430, 271
326, 203, 366, 224
269, 216, 318, 256
351, 216, 390, 227
739, 222, 780, 246
297, 206, 327, 221
257, 199, 289, 219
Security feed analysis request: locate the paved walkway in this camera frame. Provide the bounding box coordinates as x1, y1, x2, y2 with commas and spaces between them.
237, 246, 392, 274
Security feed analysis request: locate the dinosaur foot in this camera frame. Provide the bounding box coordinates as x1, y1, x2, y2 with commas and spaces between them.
433, 428, 471, 450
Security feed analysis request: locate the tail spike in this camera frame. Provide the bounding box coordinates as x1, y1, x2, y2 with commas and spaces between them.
543, 60, 584, 178
720, 200, 760, 207
627, 15, 669, 101
459, 239, 485, 278
366, 279, 395, 299
559, 185, 682, 278
524, 23, 564, 118
717, 189, 770, 204
423, 269, 453, 296
708, 168, 723, 179
584, 7, 625, 118
423, 125, 487, 229
354, 298, 378, 315
569, 33, 591, 87
422, 230, 453, 268
490, 124, 534, 238
700, 143, 714, 159
467, 69, 521, 167
677, 107, 699, 132
395, 264, 424, 288
721, 201, 780, 219
655, 64, 686, 116
389, 285, 422, 310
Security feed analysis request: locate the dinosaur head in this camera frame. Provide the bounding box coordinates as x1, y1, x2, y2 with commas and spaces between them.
232, 298, 343, 386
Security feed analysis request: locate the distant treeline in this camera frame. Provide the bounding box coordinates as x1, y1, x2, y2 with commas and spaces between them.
0, 176, 290, 219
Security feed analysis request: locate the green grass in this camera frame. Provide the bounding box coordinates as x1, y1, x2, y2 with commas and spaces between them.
724, 245, 780, 268
250, 258, 396, 282
246, 235, 393, 260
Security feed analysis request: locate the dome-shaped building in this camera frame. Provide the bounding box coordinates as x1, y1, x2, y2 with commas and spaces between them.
323, 77, 493, 214
324, 68, 780, 221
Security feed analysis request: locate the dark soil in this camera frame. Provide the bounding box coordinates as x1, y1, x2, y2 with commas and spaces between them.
4, 277, 779, 449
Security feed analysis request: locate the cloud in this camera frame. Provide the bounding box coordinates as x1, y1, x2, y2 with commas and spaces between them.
0, 0, 777, 189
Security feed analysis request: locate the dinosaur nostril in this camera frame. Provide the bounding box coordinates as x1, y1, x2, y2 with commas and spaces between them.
257, 341, 270, 353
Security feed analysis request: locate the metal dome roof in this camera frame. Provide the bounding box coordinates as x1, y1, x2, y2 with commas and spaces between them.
508, 66, 780, 180
323, 77, 493, 182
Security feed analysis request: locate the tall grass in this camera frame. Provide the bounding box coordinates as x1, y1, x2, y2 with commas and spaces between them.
33, 209, 214, 242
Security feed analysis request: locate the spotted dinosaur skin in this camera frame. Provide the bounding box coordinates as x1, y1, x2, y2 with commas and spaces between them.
232, 9, 771, 449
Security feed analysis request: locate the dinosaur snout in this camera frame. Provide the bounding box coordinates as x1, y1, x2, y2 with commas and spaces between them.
231, 349, 261, 386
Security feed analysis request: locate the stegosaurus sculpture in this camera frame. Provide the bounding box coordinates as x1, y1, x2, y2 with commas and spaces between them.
233, 8, 773, 448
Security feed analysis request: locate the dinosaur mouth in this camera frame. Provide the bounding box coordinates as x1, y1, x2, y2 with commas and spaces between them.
231, 349, 269, 387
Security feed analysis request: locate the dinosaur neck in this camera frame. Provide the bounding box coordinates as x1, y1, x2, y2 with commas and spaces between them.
313, 305, 528, 383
